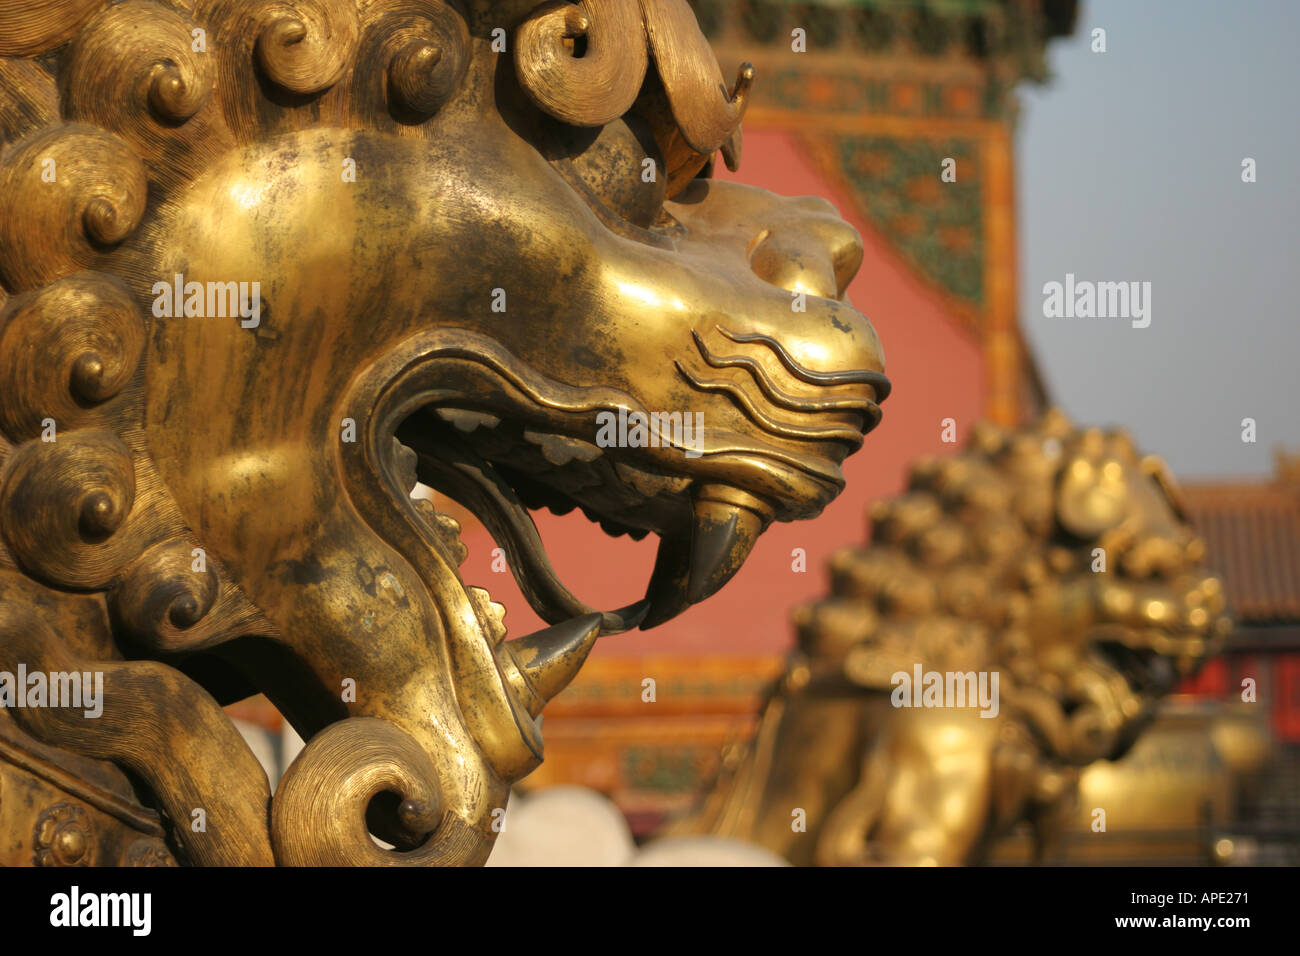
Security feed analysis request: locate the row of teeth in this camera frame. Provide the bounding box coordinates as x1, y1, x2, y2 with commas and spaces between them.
390, 437, 472, 565
432, 406, 693, 523
466, 585, 508, 645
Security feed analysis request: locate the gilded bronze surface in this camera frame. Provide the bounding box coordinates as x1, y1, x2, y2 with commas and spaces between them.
0, 1, 887, 865
679, 411, 1231, 865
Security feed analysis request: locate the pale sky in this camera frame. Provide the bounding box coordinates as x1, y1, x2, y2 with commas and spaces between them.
1016, 0, 1299, 479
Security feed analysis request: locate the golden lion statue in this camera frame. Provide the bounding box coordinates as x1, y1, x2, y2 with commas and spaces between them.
0, 0, 887, 865
680, 411, 1229, 865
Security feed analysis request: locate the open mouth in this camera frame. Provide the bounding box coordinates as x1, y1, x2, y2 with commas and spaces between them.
325, 318, 888, 778
396, 404, 789, 635
369, 327, 888, 639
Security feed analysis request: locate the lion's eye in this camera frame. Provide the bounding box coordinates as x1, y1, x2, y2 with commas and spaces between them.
566, 115, 668, 229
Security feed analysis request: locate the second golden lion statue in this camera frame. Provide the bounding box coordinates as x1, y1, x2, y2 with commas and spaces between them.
680, 411, 1229, 865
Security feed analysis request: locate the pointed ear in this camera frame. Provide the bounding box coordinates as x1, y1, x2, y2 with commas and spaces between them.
640, 0, 752, 154
1141, 454, 1188, 522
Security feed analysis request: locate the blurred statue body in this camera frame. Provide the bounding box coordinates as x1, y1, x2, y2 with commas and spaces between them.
0, 0, 886, 865
682, 413, 1229, 865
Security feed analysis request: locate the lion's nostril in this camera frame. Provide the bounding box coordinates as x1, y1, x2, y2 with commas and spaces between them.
748, 232, 839, 298
747, 217, 864, 300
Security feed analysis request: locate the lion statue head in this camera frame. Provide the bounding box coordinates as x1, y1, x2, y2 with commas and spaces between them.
808, 410, 1226, 746
0, 0, 886, 865
682, 410, 1228, 865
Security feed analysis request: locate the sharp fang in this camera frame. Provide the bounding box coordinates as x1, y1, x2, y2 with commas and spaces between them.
503, 612, 602, 716
642, 484, 773, 629
687, 497, 764, 604
522, 430, 603, 467
436, 408, 501, 432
